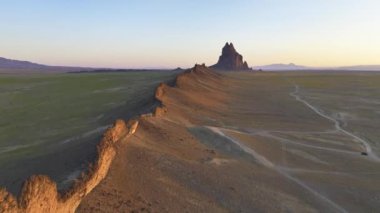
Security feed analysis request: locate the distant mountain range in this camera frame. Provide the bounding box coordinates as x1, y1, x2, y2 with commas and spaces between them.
254, 63, 380, 71
336, 65, 380, 71
0, 57, 177, 73
1, 56, 380, 73
254, 63, 309, 71
0, 57, 93, 73
0, 57, 48, 69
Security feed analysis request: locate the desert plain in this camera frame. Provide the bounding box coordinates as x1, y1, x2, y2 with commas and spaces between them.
79, 66, 380, 212
1, 66, 380, 212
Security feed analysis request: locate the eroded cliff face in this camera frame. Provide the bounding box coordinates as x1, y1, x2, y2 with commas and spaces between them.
0, 64, 213, 213
0, 119, 138, 213
76, 64, 230, 212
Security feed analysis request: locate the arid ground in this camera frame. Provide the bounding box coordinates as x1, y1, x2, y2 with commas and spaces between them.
76, 67, 380, 212
1, 67, 380, 212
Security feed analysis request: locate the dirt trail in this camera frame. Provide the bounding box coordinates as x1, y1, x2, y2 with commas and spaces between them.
290, 85, 380, 162
207, 126, 348, 213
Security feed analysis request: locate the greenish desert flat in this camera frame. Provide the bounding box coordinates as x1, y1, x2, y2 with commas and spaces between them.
0, 71, 177, 195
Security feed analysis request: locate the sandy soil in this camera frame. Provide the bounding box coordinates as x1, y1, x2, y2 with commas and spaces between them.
77, 67, 380, 212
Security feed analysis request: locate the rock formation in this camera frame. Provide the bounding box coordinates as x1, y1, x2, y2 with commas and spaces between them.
0, 119, 139, 213
211, 42, 250, 71
0, 64, 223, 212
0, 66, 173, 213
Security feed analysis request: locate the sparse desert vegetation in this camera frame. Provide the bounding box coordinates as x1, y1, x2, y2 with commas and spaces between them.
0, 71, 176, 195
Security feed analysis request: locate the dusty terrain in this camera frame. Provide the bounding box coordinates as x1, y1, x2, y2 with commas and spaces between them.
76, 67, 380, 212
1, 66, 379, 212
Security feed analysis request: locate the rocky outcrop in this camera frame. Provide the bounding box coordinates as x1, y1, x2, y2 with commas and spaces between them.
211, 42, 250, 71
0, 119, 138, 213
155, 63, 218, 102
0, 64, 218, 213
154, 83, 169, 117
0, 66, 180, 212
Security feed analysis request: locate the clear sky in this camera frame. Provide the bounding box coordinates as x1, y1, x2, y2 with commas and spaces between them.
0, 0, 379, 68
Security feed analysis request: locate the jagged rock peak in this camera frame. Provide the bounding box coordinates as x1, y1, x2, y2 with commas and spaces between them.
222, 42, 236, 53
211, 42, 250, 71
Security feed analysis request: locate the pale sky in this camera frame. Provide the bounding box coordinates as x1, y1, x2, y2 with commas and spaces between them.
0, 0, 379, 68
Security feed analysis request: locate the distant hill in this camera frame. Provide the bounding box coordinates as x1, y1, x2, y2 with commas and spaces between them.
254, 63, 380, 71
337, 65, 380, 71
253, 63, 310, 71
0, 57, 93, 73
0, 57, 49, 69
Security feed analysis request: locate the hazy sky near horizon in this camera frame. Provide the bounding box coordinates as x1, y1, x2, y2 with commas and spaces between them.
1, 0, 379, 68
